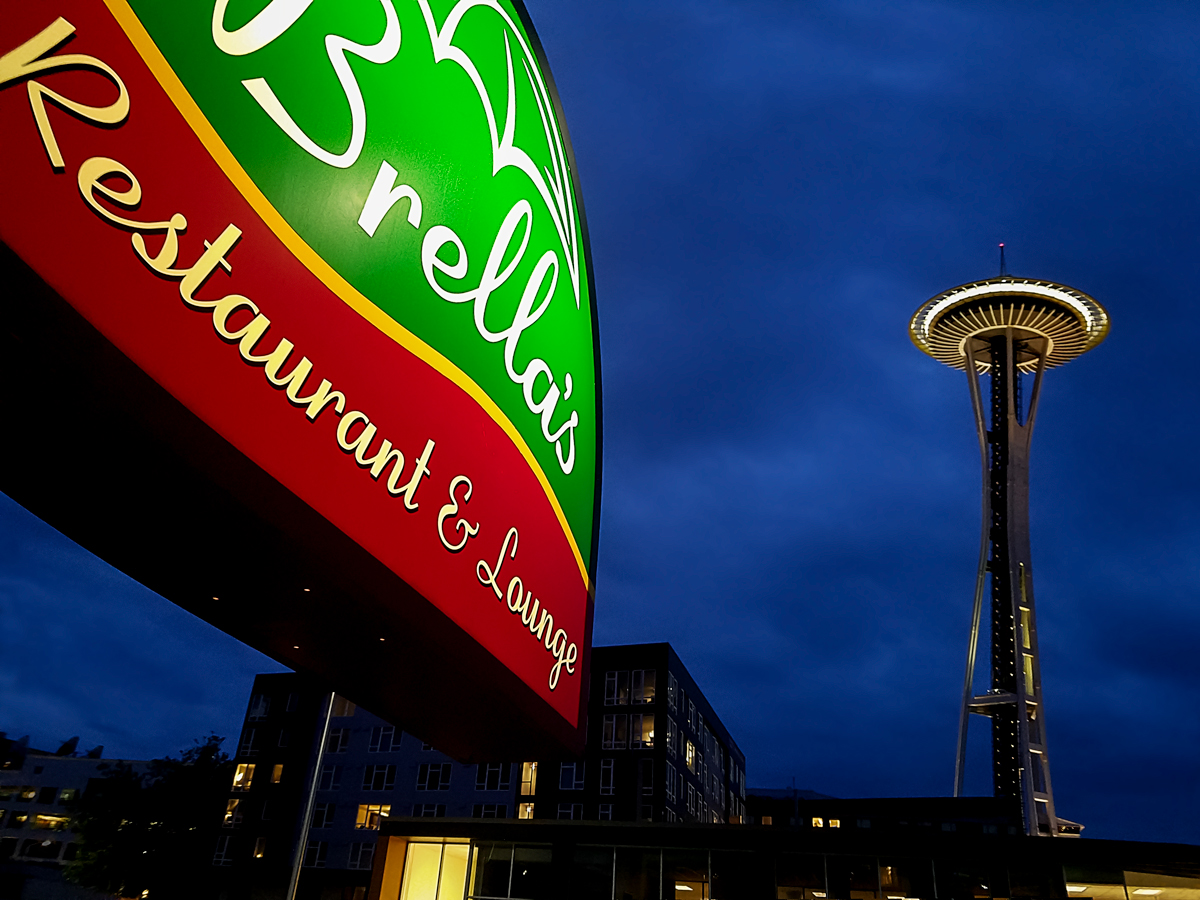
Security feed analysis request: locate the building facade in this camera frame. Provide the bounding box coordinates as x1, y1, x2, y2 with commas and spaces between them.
0, 731, 138, 899
216, 644, 746, 897
525, 644, 747, 825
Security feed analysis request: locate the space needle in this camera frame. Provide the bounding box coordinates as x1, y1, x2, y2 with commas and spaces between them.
909, 250, 1109, 837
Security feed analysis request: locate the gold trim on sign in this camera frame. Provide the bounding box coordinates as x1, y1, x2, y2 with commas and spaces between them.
102, 0, 589, 589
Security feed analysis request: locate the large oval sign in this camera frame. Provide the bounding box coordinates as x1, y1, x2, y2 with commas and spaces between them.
0, 0, 600, 758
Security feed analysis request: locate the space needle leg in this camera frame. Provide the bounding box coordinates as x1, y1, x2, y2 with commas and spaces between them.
955, 341, 990, 798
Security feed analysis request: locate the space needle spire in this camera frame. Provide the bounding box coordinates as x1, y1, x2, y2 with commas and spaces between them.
909, 264, 1109, 836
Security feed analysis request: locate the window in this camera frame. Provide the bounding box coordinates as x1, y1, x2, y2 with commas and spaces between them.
37, 787, 57, 804
598, 803, 613, 821
325, 728, 350, 753
472, 803, 507, 819
57, 788, 76, 805
639, 758, 654, 795
476, 762, 511, 791
518, 802, 534, 820
687, 784, 696, 815
213, 835, 233, 866
557, 803, 582, 820
369, 725, 396, 753
239, 728, 258, 757
286, 692, 300, 712
311, 803, 335, 829
685, 741, 696, 772
421, 742, 434, 751
812, 817, 824, 828
362, 765, 396, 791
348, 842, 375, 870
331, 695, 356, 717
261, 802, 271, 821
829, 819, 841, 828
559, 762, 585, 791
253, 837, 266, 859
688, 701, 697, 732
34, 814, 70, 831
632, 669, 656, 704
232, 763, 255, 791
18, 787, 36, 801
416, 763, 452, 791
666, 717, 678, 758
248, 693, 270, 720
356, 803, 391, 829
302, 840, 328, 868
1024, 653, 1036, 696
412, 804, 445, 817
272, 764, 284, 784
223, 799, 241, 827
277, 730, 289, 748
667, 673, 678, 710
318, 764, 340, 790
520, 762, 538, 796
665, 763, 677, 803
600, 759, 615, 796
665, 808, 677, 823
632, 714, 655, 749
604, 670, 630, 705
602, 715, 627, 750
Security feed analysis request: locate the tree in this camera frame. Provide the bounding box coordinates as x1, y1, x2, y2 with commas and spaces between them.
66, 735, 232, 900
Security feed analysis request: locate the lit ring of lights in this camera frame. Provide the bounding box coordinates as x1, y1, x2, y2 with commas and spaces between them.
908, 278, 1110, 373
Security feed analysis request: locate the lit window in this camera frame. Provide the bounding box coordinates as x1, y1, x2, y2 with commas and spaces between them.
57, 789, 76, 804
632, 670, 657, 704
355, 803, 391, 830
1020, 607, 1032, 649
19, 787, 36, 801
34, 814, 70, 831
600, 759, 615, 796
685, 741, 696, 771
223, 799, 241, 827
1023, 654, 1035, 696
559, 762, 585, 791
812, 817, 824, 828
476, 763, 511, 792
829, 819, 841, 828
253, 837, 266, 859
520, 762, 538, 796
518, 802, 534, 819
272, 764, 284, 784
632, 714, 655, 749
232, 764, 255, 792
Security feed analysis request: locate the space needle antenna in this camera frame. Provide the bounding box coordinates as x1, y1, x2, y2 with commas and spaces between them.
909, 267, 1109, 836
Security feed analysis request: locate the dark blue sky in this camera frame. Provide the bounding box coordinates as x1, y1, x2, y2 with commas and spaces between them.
2, 0, 1198, 844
